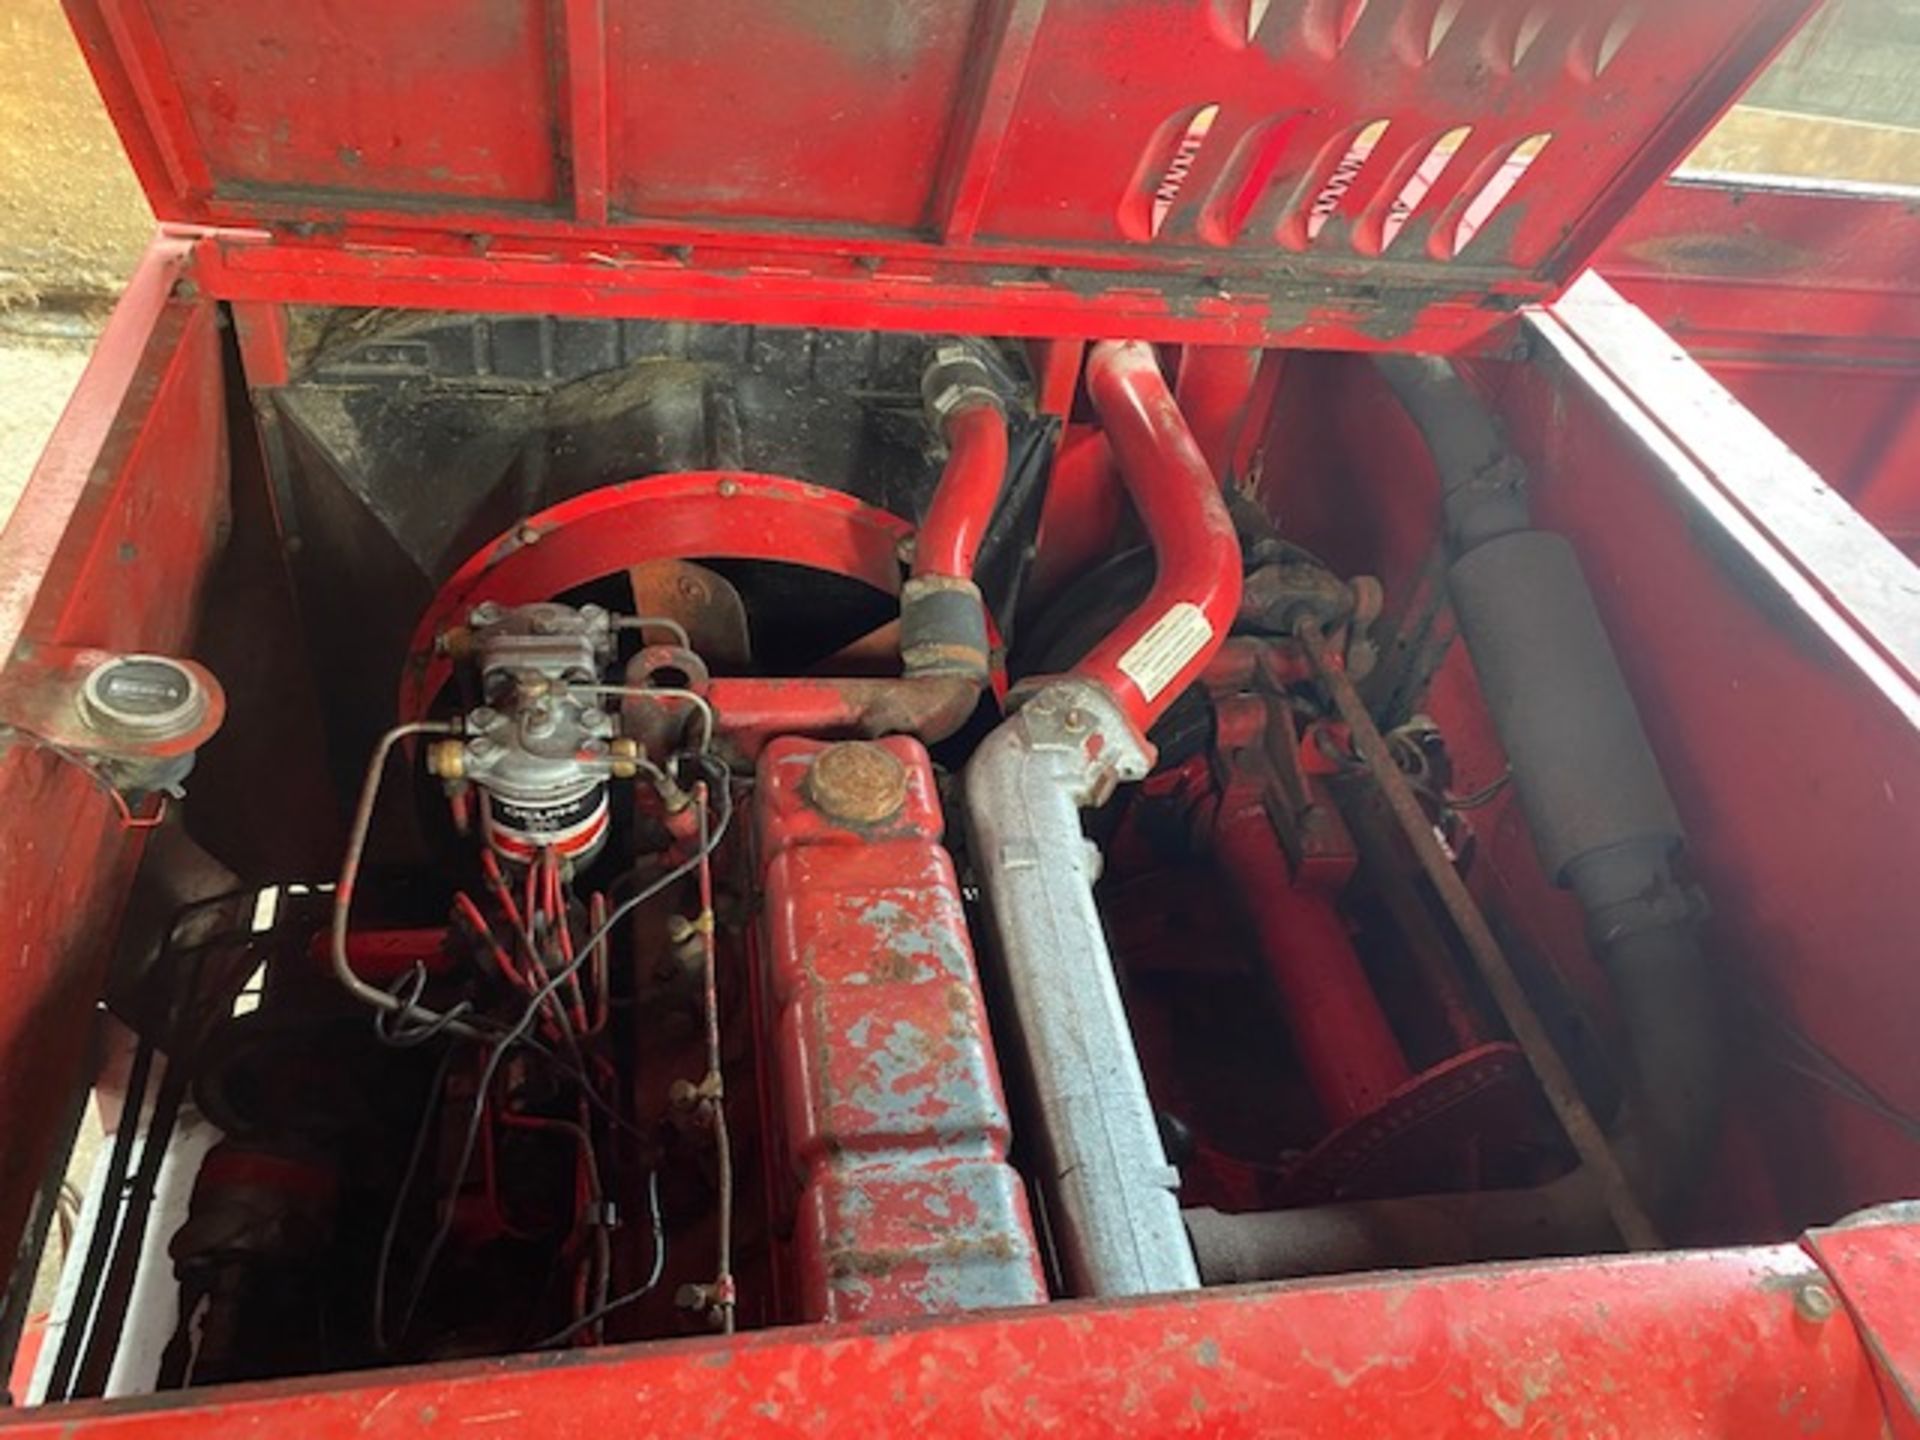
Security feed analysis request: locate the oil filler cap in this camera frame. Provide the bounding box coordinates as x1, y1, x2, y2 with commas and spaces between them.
79, 654, 209, 742
807, 741, 908, 825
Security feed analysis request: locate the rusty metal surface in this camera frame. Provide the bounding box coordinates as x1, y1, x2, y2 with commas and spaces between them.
63, 1, 1820, 350
398, 472, 910, 723
627, 559, 752, 668
755, 735, 1045, 1322
0, 1239, 1900, 1436
1805, 1206, 1920, 1435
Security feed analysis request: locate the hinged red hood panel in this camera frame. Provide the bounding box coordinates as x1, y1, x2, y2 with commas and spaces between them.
65, 0, 1816, 347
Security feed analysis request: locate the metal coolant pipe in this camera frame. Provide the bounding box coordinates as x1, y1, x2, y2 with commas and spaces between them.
965, 341, 1241, 1297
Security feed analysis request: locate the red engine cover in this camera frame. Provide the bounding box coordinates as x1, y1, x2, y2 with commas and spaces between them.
755, 736, 1046, 1321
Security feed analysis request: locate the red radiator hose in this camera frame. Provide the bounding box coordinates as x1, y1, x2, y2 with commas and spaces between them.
913, 402, 1009, 581
1075, 340, 1244, 732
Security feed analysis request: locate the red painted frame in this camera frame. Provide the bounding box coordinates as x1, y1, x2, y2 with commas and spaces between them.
61, 1, 1823, 354
0, 238, 229, 1287
1600, 176, 1920, 557
1, 1229, 1912, 1437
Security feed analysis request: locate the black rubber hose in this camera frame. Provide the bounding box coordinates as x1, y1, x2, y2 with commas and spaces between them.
1389, 357, 1720, 1189
1374, 355, 1530, 552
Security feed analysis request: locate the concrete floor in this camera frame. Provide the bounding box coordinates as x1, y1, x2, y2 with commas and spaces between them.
0, 4, 150, 309
0, 328, 96, 528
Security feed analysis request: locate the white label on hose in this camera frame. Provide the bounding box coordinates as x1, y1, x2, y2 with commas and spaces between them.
1117, 602, 1212, 702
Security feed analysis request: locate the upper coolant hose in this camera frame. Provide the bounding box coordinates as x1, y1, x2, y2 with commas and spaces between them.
1073, 340, 1244, 732
900, 343, 1012, 689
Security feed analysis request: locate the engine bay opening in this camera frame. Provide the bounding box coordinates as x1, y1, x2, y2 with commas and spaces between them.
19, 312, 1896, 1403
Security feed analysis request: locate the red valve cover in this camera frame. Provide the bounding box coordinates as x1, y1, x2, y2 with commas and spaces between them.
755, 737, 1046, 1321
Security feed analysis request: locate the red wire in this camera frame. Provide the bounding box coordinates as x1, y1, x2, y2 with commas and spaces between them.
586, 891, 610, 1036
453, 890, 525, 989
545, 851, 589, 1033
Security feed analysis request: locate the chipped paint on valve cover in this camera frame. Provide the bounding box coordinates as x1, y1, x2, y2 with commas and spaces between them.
756, 736, 1046, 1321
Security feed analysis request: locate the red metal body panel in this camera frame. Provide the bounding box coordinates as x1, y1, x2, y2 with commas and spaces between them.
755, 738, 1045, 1322
0, 239, 228, 1277
1602, 177, 1920, 361
0, 1240, 1899, 1437
1806, 1210, 1920, 1436
1601, 177, 1920, 559
63, 1, 1820, 351
1494, 281, 1920, 1226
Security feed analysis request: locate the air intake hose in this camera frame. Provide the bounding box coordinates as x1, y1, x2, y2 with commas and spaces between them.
1384, 358, 1719, 1219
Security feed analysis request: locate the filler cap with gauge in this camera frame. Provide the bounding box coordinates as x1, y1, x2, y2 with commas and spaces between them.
80, 654, 211, 744
0, 646, 226, 801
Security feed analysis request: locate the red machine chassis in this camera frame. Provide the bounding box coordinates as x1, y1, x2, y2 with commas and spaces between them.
0, 223, 1914, 1434
0, 1217, 1913, 1439
6, 0, 1920, 1426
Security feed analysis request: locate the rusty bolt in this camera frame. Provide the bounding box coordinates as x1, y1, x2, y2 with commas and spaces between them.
425, 739, 467, 780
1794, 1281, 1838, 1324
717, 479, 739, 498
807, 741, 909, 825
675, 1282, 719, 1318
675, 1279, 735, 1330
669, 1071, 723, 1113
1063, 706, 1088, 732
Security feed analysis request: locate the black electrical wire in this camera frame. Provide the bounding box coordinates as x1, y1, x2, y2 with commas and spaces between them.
533, 1168, 666, 1348
42, 885, 261, 1401
68, 892, 249, 1399
374, 964, 481, 1049
372, 1041, 459, 1355
70, 1059, 190, 1398
40, 1032, 153, 1402
394, 769, 734, 1344
1742, 996, 1920, 1147
1446, 768, 1514, 812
